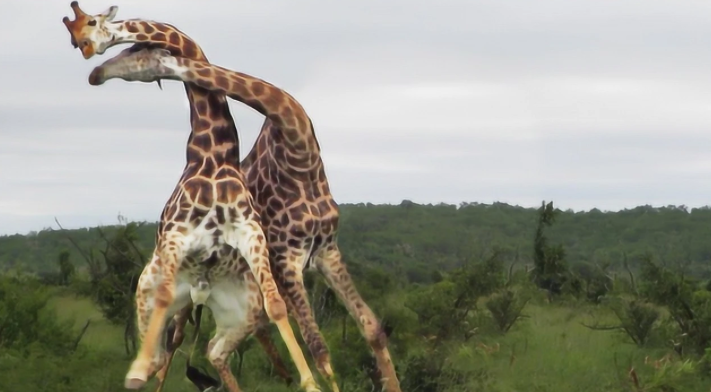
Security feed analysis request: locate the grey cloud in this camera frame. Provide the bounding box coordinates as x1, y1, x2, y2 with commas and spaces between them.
1, 0, 710, 235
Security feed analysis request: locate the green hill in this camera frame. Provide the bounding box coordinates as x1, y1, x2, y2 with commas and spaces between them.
3, 202, 711, 280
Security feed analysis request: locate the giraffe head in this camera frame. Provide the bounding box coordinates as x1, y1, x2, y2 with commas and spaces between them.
62, 1, 120, 59
88, 46, 182, 86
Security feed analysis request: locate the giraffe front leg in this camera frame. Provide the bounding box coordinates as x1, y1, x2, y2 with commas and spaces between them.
229, 219, 320, 392
126, 250, 182, 390
155, 304, 193, 392
315, 245, 401, 392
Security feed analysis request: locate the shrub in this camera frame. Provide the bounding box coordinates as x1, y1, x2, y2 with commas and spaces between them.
611, 299, 660, 347
486, 289, 530, 333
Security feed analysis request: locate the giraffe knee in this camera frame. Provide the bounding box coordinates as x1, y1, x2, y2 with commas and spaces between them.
208, 350, 226, 367
315, 349, 333, 371
307, 336, 329, 362
363, 319, 388, 351
265, 293, 288, 321
207, 341, 225, 366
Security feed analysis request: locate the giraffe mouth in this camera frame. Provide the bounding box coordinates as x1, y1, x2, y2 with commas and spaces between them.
88, 67, 105, 86
86, 45, 173, 91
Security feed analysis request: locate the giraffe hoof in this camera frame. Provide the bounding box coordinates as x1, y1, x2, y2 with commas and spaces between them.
300, 379, 321, 392
125, 358, 150, 389
124, 377, 146, 390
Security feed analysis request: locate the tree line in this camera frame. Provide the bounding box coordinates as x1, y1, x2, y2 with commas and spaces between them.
3, 202, 711, 281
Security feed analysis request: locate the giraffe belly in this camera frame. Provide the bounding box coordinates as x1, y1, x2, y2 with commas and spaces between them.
205, 276, 261, 328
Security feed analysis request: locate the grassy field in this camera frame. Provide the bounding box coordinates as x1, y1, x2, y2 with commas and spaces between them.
486, 305, 659, 392
43, 291, 708, 392
47, 289, 294, 392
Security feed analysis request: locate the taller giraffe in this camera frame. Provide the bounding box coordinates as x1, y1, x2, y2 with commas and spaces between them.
62, 3, 320, 392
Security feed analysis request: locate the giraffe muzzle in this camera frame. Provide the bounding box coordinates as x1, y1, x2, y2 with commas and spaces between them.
88, 67, 106, 86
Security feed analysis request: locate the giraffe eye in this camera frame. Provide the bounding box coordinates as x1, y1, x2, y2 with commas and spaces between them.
87, 20, 97, 26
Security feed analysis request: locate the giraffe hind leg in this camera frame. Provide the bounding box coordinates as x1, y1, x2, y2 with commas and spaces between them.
315, 245, 401, 392
205, 326, 249, 392
202, 274, 269, 392
278, 251, 340, 392
254, 325, 295, 386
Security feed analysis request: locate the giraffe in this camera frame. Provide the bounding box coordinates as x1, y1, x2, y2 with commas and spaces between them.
87, 44, 402, 392
61, 3, 295, 388
62, 3, 320, 392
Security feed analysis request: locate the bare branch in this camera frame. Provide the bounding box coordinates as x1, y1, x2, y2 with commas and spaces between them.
506, 248, 519, 287
53, 217, 95, 266
96, 226, 146, 269
71, 319, 92, 352
622, 252, 638, 296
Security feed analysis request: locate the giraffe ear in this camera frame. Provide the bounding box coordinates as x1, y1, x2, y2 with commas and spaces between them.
101, 5, 118, 22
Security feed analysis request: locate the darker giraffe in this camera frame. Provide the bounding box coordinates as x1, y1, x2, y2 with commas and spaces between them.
62, 3, 320, 392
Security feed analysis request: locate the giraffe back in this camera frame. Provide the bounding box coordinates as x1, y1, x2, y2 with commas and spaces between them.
242, 120, 340, 267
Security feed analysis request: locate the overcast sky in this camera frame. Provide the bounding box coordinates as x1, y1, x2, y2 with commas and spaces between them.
1, 0, 710, 235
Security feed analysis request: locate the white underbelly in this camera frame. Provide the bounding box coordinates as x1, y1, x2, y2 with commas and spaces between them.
206, 278, 259, 329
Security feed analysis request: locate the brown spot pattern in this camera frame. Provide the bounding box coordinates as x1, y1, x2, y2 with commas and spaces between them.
251, 82, 265, 96
151, 32, 167, 42
192, 133, 212, 152
215, 75, 229, 90
182, 41, 198, 59
195, 100, 208, 116
169, 32, 180, 45
216, 181, 242, 204
140, 22, 155, 34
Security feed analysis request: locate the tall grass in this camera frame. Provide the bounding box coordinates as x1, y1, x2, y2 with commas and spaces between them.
38, 294, 711, 392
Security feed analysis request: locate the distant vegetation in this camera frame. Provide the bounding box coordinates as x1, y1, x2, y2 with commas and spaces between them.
4, 202, 711, 279
2, 201, 711, 391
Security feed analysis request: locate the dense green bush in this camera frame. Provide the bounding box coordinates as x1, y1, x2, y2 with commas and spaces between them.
486, 289, 530, 333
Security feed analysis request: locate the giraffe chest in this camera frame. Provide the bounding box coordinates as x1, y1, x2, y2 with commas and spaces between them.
176, 221, 250, 279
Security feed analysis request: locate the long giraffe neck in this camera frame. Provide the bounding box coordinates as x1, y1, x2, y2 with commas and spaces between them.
157, 57, 320, 170
107, 19, 241, 166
